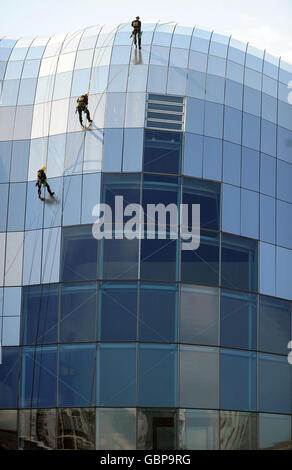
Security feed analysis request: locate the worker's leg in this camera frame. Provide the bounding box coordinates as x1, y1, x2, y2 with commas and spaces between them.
138, 32, 142, 49
38, 184, 42, 198
133, 31, 137, 47
45, 182, 54, 197
85, 108, 92, 123
78, 107, 83, 125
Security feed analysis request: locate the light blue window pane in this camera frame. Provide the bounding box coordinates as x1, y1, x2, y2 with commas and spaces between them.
0, 184, 8, 231
263, 53, 279, 79
127, 64, 148, 92
279, 101, 292, 131
246, 46, 264, 72
147, 65, 167, 94
153, 24, 175, 47
259, 414, 292, 450
75, 49, 94, 69
277, 160, 292, 203
5, 60, 23, 79
26, 45, 46, 60
3, 286, 21, 316
71, 68, 90, 97
276, 247, 292, 300
243, 87, 261, 116
123, 128, 143, 172
47, 134, 66, 178
260, 153, 275, 197
244, 68, 262, 91
183, 133, 203, 178
0, 62, 6, 80
83, 129, 103, 173
260, 295, 292, 355
205, 75, 225, 103
105, 93, 125, 128
191, 28, 211, 53
185, 97, 204, 134
207, 56, 226, 77
222, 184, 240, 235
220, 349, 257, 411
277, 127, 292, 164
22, 59, 40, 78
79, 31, 99, 50
260, 195, 275, 244
261, 120, 276, 157
7, 182, 26, 231
9, 47, 28, 61
259, 353, 292, 413
42, 227, 61, 283
111, 46, 131, 65
242, 114, 260, 150
81, 173, 101, 224
259, 242, 275, 297
226, 61, 244, 83
2, 317, 20, 346
188, 51, 207, 72
103, 128, 123, 172
241, 189, 259, 239
279, 59, 292, 85
22, 229, 42, 285
65, 132, 84, 175
276, 200, 292, 249
187, 70, 205, 99
43, 177, 62, 228
18, 77, 37, 105
169, 48, 188, 68
180, 345, 218, 409
0, 79, 19, 106
262, 75, 277, 97
262, 93, 277, 123
225, 80, 243, 110
242, 147, 259, 191
63, 175, 82, 226
25, 181, 44, 230
0, 141, 12, 183
172, 25, 193, 48
108, 65, 128, 92
35, 75, 54, 103
167, 67, 187, 95
203, 137, 222, 181
224, 107, 242, 144
209, 33, 229, 58
53, 71, 72, 100
90, 66, 109, 94
0, 48, 12, 61
204, 103, 223, 139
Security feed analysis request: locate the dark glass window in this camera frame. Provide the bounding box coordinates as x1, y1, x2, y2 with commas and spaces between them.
182, 177, 220, 231
179, 409, 219, 450
0, 348, 19, 408
181, 230, 220, 286
98, 282, 137, 341
221, 289, 257, 350
259, 413, 292, 450
61, 225, 98, 282
60, 282, 97, 343
219, 411, 257, 450
142, 174, 179, 211
141, 235, 178, 282
58, 344, 96, 407
20, 346, 57, 408
100, 233, 139, 281
19, 409, 56, 450
220, 349, 257, 411
96, 408, 136, 450
137, 409, 177, 450
21, 284, 58, 345
221, 233, 258, 292
259, 295, 292, 355
57, 408, 95, 450
101, 173, 141, 216
143, 129, 182, 174
259, 353, 292, 414
0, 410, 18, 450
139, 283, 178, 342
138, 344, 177, 407
97, 343, 136, 407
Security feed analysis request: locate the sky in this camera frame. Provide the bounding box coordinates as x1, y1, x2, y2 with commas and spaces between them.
1, 0, 292, 62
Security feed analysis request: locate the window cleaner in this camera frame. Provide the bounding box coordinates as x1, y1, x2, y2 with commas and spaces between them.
130, 16, 142, 50
36, 166, 54, 200
76, 92, 93, 128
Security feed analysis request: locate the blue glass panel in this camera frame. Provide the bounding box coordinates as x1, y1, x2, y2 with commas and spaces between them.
183, 177, 220, 231
143, 129, 182, 174
261, 120, 276, 157
147, 65, 167, 94
242, 187, 259, 239
0, 347, 19, 408
90, 66, 109, 94
25, 181, 44, 230
123, 128, 143, 172
262, 93, 277, 123
242, 114, 260, 150
226, 61, 244, 83
63, 175, 82, 226
222, 184, 240, 235
140, 283, 178, 342
167, 67, 187, 95
203, 136, 222, 181
260, 153, 276, 197
53, 71, 72, 100
7, 182, 26, 231
260, 296, 292, 355
220, 349, 257, 411
278, 101, 292, 131
187, 70, 205, 100
276, 200, 292, 249
22, 229, 42, 285
138, 344, 177, 407
65, 132, 84, 176
260, 195, 275, 244
259, 242, 275, 297
21, 284, 58, 344
241, 147, 259, 191
259, 414, 292, 450
225, 80, 243, 110
259, 353, 292, 414
221, 289, 257, 350
102, 128, 123, 172
60, 282, 97, 343
22, 59, 40, 78
10, 140, 29, 182
61, 225, 98, 282
204, 102, 223, 138
205, 75, 225, 103
221, 233, 258, 292
71, 68, 91, 97
58, 344, 96, 407
0, 141, 12, 183
101, 234, 139, 281
97, 343, 136, 406
181, 230, 220, 286
223, 107, 242, 144
0, 79, 19, 105
222, 141, 241, 186
188, 51, 207, 72
102, 173, 140, 210
81, 173, 101, 224
277, 126, 292, 164
243, 87, 261, 116
0, 184, 8, 231
185, 97, 204, 134
183, 133, 203, 178
276, 246, 292, 300
98, 282, 137, 341
191, 28, 211, 53
20, 346, 57, 408
277, 160, 292, 203
18, 77, 37, 105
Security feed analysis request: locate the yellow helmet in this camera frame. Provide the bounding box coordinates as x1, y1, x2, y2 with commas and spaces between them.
85, 92, 89, 96
41, 166, 46, 171
136, 16, 140, 19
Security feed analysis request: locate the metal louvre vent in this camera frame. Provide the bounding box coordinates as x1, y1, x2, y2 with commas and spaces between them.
146, 93, 185, 131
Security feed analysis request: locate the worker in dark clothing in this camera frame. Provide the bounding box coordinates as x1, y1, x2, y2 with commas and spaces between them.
131, 16, 142, 49
36, 166, 54, 199
76, 92, 92, 127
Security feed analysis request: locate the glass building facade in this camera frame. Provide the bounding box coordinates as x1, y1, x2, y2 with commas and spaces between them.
0, 22, 292, 450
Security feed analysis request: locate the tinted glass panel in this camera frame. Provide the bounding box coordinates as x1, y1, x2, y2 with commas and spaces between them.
143, 129, 182, 174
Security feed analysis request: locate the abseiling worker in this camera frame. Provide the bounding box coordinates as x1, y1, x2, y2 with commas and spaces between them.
76, 92, 92, 127
36, 166, 54, 200
131, 16, 142, 49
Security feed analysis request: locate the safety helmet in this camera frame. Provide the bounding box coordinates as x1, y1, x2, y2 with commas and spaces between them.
85, 92, 89, 96
136, 16, 140, 19
41, 166, 46, 171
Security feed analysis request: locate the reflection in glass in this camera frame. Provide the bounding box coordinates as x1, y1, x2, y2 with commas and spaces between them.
220, 411, 256, 450
96, 408, 136, 450
179, 409, 219, 450
57, 408, 95, 450
19, 409, 56, 450
138, 408, 177, 450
